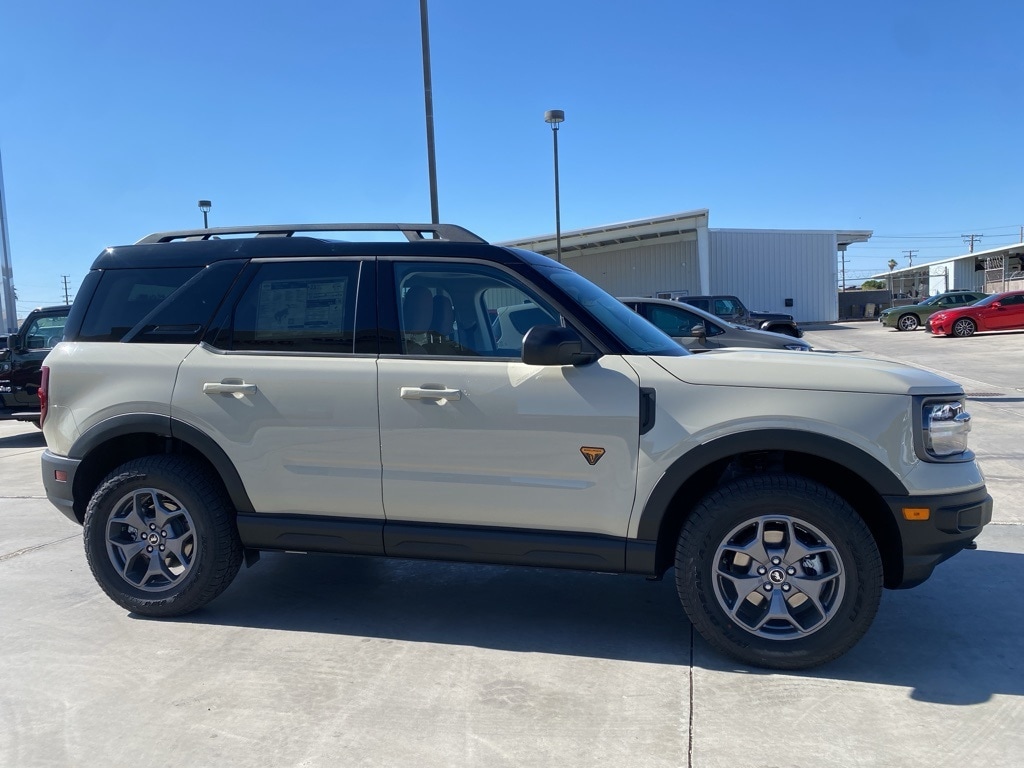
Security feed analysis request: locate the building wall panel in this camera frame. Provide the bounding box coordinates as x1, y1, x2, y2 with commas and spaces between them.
566, 237, 699, 298
709, 230, 838, 323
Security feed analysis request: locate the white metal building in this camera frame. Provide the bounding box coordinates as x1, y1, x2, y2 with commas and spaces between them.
505, 210, 872, 323
873, 243, 1024, 299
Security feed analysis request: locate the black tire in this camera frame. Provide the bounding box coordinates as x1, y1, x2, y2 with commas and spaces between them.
83, 455, 243, 617
675, 474, 882, 670
951, 318, 976, 338
766, 324, 800, 338
896, 314, 919, 332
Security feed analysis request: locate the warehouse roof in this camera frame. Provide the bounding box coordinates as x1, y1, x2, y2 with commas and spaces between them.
503, 209, 871, 258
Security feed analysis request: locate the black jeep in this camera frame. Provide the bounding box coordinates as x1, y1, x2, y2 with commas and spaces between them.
1, 305, 69, 425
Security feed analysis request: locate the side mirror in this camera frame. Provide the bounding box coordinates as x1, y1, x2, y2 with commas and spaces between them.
991, 301, 1003, 308
690, 324, 706, 338
2, 333, 17, 351
522, 325, 597, 366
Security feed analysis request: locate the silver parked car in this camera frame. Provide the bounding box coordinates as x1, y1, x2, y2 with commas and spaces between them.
620, 296, 811, 352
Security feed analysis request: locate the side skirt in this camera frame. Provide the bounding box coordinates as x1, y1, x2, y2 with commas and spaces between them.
236, 514, 646, 574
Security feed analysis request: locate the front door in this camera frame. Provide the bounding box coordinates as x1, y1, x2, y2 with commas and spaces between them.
377, 260, 642, 551
986, 293, 1024, 330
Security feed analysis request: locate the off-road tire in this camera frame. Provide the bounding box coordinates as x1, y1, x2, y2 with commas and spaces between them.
83, 455, 242, 617
675, 474, 882, 670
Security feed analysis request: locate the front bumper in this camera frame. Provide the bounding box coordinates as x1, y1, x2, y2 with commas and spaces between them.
885, 485, 992, 588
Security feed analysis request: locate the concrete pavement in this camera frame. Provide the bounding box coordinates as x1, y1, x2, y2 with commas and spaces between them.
1, 324, 1021, 767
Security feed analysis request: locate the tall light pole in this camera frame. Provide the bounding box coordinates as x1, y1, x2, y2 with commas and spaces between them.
420, 0, 439, 224
544, 109, 564, 263
198, 200, 212, 229
0, 149, 18, 332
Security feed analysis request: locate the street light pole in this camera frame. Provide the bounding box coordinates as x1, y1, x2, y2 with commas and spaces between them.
544, 109, 564, 263
198, 200, 212, 229
420, 0, 439, 224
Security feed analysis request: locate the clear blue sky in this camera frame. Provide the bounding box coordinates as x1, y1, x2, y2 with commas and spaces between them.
2, 0, 1023, 312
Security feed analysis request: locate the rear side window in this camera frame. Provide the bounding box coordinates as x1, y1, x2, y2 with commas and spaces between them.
213, 260, 365, 354
77, 268, 201, 342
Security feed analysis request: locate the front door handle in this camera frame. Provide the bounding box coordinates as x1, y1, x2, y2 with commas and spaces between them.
400, 386, 462, 401
203, 382, 257, 395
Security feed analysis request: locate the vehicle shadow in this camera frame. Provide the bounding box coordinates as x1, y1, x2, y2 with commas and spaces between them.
166, 543, 1022, 704
0, 429, 45, 449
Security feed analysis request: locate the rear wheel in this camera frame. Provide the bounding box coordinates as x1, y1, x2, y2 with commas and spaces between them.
83, 455, 242, 617
896, 314, 919, 331
675, 474, 882, 669
952, 318, 976, 337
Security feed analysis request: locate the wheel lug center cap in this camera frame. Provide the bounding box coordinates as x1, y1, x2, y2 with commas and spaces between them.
148, 534, 160, 545
768, 568, 786, 584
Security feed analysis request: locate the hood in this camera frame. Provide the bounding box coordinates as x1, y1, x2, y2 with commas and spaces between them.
652, 349, 961, 396
747, 310, 795, 322
726, 325, 811, 349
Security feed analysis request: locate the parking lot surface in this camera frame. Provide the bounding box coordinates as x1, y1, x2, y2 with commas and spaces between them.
2, 323, 1021, 767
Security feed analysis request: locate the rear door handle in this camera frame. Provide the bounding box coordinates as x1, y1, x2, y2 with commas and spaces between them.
203, 382, 257, 395
400, 386, 462, 401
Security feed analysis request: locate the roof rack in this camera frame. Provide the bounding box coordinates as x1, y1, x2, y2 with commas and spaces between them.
135, 223, 487, 245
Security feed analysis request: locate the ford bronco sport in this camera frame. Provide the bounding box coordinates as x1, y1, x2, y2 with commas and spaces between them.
40, 223, 991, 669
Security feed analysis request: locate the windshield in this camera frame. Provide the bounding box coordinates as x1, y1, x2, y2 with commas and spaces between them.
546, 268, 686, 356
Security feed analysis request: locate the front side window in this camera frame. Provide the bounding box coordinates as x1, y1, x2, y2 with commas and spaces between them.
647, 304, 708, 338
393, 262, 560, 358
24, 315, 67, 349
714, 298, 742, 316
219, 260, 363, 354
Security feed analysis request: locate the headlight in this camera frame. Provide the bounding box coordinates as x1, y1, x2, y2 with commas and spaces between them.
923, 400, 971, 458
784, 344, 808, 351
0, 362, 10, 373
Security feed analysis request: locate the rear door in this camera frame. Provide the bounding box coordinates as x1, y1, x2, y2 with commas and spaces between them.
172, 258, 384, 536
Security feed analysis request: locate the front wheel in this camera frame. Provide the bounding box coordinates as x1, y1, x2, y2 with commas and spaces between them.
675, 475, 882, 669
83, 455, 243, 617
896, 313, 919, 331
952, 318, 976, 337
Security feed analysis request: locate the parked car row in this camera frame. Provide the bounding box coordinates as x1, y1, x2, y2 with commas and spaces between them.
878, 291, 989, 331
877, 289, 1024, 338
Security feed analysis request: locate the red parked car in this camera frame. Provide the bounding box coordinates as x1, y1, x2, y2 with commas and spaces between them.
928, 290, 1024, 337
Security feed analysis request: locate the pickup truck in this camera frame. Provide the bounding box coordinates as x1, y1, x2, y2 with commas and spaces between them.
1, 305, 69, 425
678, 294, 803, 337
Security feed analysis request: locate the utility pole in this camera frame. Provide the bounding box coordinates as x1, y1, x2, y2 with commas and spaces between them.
0, 148, 18, 333
961, 233, 982, 253
903, 249, 917, 267
62, 275, 72, 305
839, 246, 847, 291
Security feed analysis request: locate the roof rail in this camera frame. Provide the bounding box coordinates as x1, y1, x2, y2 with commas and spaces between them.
135, 223, 487, 245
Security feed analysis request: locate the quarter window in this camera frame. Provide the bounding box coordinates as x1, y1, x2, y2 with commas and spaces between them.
77, 267, 201, 342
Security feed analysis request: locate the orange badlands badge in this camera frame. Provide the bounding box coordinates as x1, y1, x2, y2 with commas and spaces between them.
580, 447, 606, 465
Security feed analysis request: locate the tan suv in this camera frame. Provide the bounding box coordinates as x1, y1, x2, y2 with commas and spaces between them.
39, 223, 991, 670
